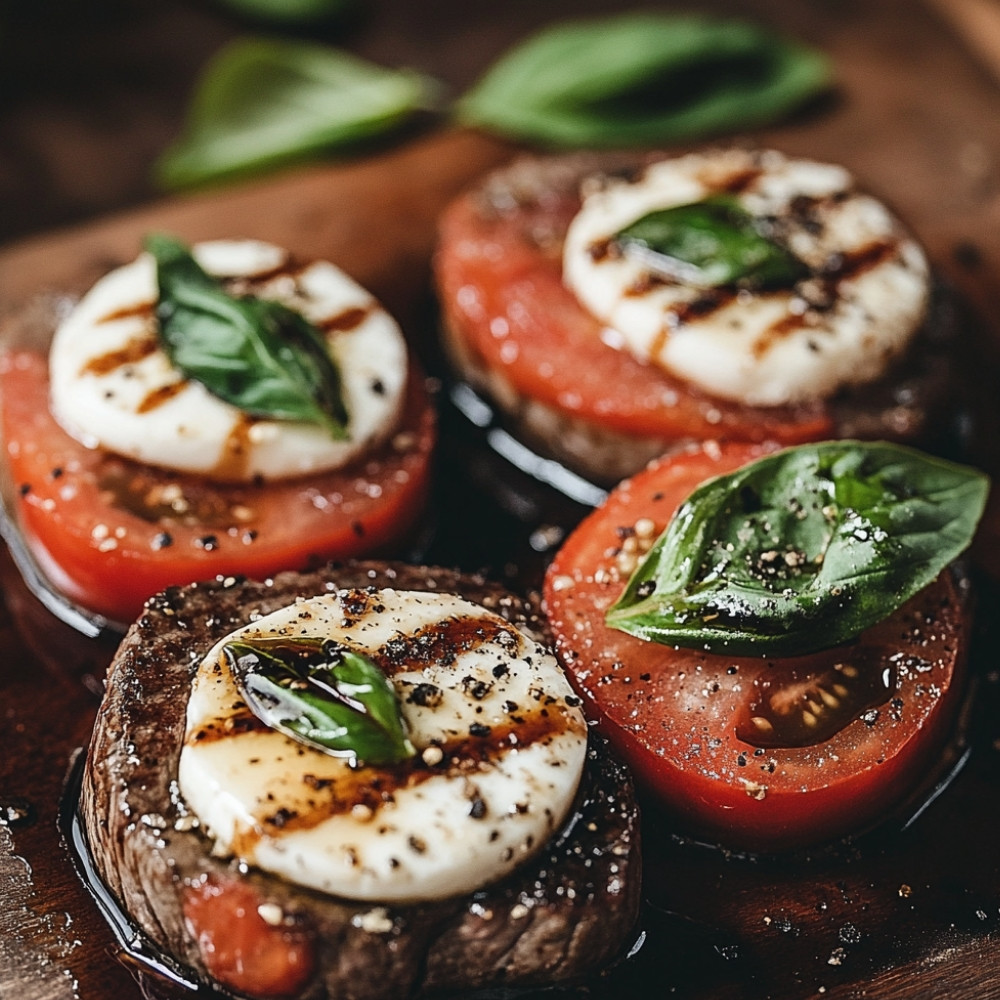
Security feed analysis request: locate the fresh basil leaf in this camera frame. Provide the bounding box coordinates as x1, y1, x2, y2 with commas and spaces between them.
456, 13, 831, 149
606, 442, 989, 657
147, 233, 348, 437
224, 635, 416, 766
614, 196, 808, 290
156, 38, 439, 190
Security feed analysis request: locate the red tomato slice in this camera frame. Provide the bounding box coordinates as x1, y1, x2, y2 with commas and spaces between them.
183, 874, 314, 998
543, 440, 969, 851
0, 351, 434, 625
436, 175, 834, 444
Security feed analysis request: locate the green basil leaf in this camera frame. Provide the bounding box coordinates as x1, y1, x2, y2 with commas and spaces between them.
224, 635, 416, 766
456, 13, 831, 149
614, 195, 808, 289
606, 442, 989, 657
155, 38, 439, 190
215, 0, 354, 27
147, 233, 348, 437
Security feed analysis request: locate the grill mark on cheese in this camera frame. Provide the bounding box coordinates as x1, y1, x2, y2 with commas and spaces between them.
648, 325, 671, 363
587, 237, 617, 263
319, 305, 373, 334
748, 240, 900, 359
374, 614, 522, 676
667, 289, 735, 327
96, 301, 154, 324
335, 590, 525, 675
219, 252, 293, 285
751, 311, 810, 360
709, 166, 764, 195
189, 707, 266, 743
82, 334, 158, 375
137, 381, 186, 413
746, 242, 900, 359
820, 240, 899, 284
616, 236, 902, 358
623, 271, 674, 297
226, 709, 583, 848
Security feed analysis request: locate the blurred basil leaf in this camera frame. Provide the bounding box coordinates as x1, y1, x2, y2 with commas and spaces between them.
456, 13, 832, 148
214, 0, 354, 27
156, 38, 439, 189
615, 195, 808, 289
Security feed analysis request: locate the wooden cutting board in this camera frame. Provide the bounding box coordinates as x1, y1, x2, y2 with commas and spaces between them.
4, 1, 1000, 997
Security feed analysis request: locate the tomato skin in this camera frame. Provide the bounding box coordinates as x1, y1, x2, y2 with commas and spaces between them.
543, 440, 969, 851
0, 351, 434, 625
183, 874, 314, 998
436, 174, 834, 445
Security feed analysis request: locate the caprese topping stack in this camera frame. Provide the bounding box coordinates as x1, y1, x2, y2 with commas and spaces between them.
437, 148, 954, 485
0, 237, 435, 625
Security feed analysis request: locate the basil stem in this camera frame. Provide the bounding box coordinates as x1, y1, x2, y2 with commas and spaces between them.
223, 635, 415, 766
147, 233, 348, 437
606, 442, 989, 657
614, 196, 808, 290
155, 39, 439, 190
456, 13, 831, 149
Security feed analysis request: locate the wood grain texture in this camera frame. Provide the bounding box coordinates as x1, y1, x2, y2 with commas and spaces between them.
929, 0, 1000, 85
3, 0, 1000, 998
0, 128, 515, 336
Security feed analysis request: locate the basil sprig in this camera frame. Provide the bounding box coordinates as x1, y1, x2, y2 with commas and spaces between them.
147, 233, 348, 437
223, 635, 415, 766
614, 196, 808, 290
606, 442, 989, 657
156, 39, 438, 190
456, 13, 831, 149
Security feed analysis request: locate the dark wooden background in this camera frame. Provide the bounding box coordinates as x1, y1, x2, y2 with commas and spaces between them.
4, 1, 1000, 998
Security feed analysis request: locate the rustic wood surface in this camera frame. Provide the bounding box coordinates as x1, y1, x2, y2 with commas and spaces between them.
3, 1, 1000, 998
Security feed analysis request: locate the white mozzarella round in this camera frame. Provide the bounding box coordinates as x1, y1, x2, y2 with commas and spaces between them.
563, 148, 930, 406
49, 239, 408, 482
177, 589, 588, 903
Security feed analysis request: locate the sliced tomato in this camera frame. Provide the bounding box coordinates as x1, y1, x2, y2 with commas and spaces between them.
183, 874, 314, 998
543, 440, 969, 851
436, 175, 833, 444
0, 351, 434, 625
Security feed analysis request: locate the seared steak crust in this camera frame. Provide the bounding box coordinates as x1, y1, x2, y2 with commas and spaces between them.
81, 563, 642, 999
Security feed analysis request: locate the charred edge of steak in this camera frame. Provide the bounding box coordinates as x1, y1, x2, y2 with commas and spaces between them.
80, 562, 642, 1000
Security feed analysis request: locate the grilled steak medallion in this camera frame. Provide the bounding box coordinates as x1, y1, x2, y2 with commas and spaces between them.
81, 563, 642, 999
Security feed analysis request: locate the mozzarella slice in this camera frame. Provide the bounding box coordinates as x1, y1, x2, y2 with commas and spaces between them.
49, 239, 408, 482
563, 149, 930, 406
177, 589, 588, 903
